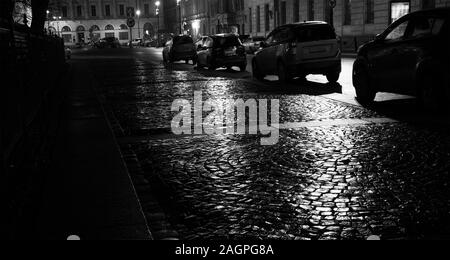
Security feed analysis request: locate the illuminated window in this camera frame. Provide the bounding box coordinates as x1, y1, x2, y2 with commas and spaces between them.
391, 1, 410, 23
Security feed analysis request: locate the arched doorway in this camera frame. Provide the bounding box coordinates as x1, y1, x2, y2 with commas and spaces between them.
76, 25, 86, 44
143, 23, 155, 40
89, 25, 101, 42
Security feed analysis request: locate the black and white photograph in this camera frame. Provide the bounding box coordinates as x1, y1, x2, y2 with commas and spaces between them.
1, 0, 450, 247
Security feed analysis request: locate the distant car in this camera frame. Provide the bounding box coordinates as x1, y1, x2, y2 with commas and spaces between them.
353, 8, 450, 110
65, 48, 72, 60
243, 36, 266, 54
196, 34, 247, 71
129, 38, 143, 47
252, 22, 341, 83
163, 35, 197, 64
96, 37, 120, 48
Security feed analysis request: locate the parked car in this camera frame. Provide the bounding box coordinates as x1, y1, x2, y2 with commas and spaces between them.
353, 8, 450, 110
129, 38, 143, 47
163, 35, 197, 64
95, 37, 120, 48
243, 36, 266, 54
252, 22, 341, 83
196, 34, 247, 71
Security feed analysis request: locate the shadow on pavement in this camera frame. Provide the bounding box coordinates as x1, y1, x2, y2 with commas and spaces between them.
365, 98, 450, 126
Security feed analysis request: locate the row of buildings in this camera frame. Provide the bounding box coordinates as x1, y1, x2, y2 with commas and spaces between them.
168, 0, 449, 51
44, 0, 450, 48
46, 0, 165, 45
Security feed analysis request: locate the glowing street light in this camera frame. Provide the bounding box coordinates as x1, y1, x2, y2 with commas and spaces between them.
155, 1, 161, 46
136, 9, 141, 38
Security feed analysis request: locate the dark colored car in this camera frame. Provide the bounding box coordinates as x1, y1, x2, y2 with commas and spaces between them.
96, 37, 120, 48
353, 8, 450, 109
252, 22, 341, 83
196, 34, 247, 71
163, 35, 197, 64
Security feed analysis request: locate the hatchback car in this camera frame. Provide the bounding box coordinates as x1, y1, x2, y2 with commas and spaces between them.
196, 34, 247, 71
353, 8, 450, 109
96, 37, 120, 48
252, 22, 341, 83
163, 35, 197, 64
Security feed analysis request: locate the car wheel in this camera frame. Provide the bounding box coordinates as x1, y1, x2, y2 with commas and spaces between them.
207, 57, 216, 71
239, 64, 247, 72
326, 72, 340, 83
418, 71, 446, 112
277, 61, 291, 84
252, 59, 264, 80
353, 63, 376, 105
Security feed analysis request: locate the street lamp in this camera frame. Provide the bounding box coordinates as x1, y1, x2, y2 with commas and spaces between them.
46, 10, 50, 33
155, 1, 160, 46
136, 9, 141, 39
177, 0, 182, 35
53, 16, 62, 37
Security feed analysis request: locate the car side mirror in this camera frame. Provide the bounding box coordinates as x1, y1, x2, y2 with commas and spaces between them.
374, 34, 384, 42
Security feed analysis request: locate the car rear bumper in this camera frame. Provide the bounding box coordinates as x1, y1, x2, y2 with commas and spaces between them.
215, 56, 247, 67
289, 56, 342, 75
171, 51, 197, 61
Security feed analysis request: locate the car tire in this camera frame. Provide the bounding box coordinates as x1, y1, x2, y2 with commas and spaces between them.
239, 64, 247, 72
277, 61, 291, 84
418, 71, 446, 112
252, 59, 264, 81
207, 57, 216, 71
353, 63, 376, 105
326, 72, 340, 83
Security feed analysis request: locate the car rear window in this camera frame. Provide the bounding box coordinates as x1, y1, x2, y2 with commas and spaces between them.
174, 36, 194, 44
214, 36, 242, 47
294, 25, 336, 42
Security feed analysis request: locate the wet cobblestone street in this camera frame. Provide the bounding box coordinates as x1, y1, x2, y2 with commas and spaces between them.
77, 48, 450, 240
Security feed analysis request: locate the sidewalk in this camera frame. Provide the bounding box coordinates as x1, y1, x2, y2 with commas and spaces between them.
35, 61, 152, 240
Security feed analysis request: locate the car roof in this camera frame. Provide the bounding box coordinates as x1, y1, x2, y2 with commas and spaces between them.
212, 33, 239, 38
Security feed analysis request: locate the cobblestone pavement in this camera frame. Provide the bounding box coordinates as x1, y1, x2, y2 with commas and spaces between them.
79, 48, 450, 240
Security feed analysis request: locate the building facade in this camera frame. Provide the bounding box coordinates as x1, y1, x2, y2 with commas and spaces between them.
163, 0, 247, 40
47, 0, 165, 46
246, 0, 450, 49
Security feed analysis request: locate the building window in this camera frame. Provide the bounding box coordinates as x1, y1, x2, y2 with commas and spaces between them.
280, 1, 286, 25
105, 32, 115, 38
91, 5, 97, 17
257, 6, 261, 32
144, 4, 150, 16
62, 6, 68, 18
119, 32, 129, 40
105, 5, 111, 17
120, 24, 128, 30
249, 8, 253, 33
265, 4, 270, 32
422, 0, 435, 9
391, 1, 410, 23
62, 26, 71, 32
344, 0, 352, 25
308, 0, 315, 21
76, 6, 82, 17
105, 24, 114, 31
324, 0, 331, 23
294, 0, 300, 23
366, 0, 374, 24
119, 5, 125, 16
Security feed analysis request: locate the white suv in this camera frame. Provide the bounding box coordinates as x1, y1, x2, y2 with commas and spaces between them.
252, 22, 341, 83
